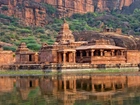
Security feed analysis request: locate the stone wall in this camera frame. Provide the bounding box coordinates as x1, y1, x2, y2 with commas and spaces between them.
91, 56, 126, 64
0, 51, 14, 65
126, 50, 140, 64
39, 49, 54, 64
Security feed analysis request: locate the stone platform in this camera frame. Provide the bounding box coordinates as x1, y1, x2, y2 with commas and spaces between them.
0, 63, 139, 71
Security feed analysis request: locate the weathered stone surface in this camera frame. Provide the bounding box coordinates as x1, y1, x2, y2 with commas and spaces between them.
0, 51, 14, 65
126, 50, 140, 64
122, 0, 140, 14
73, 31, 140, 50
0, 0, 135, 26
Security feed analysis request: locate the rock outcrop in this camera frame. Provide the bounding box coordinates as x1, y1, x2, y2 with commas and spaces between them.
0, 0, 47, 26
0, 0, 135, 26
122, 0, 140, 14
73, 31, 140, 50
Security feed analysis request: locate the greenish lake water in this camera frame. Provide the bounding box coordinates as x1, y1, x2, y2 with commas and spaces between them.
0, 72, 140, 105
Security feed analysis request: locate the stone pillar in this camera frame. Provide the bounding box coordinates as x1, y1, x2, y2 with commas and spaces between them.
64, 79, 67, 92
121, 83, 124, 89
58, 53, 61, 63
121, 50, 124, 56
92, 84, 95, 92
86, 51, 89, 57
112, 82, 115, 91
111, 50, 114, 56
73, 79, 76, 92
63, 52, 66, 63
59, 80, 62, 90
91, 50, 95, 56
101, 83, 104, 92
100, 50, 104, 56
34, 53, 38, 64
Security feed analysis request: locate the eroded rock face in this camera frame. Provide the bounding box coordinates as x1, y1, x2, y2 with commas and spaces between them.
94, 0, 133, 12
0, 0, 47, 26
0, 0, 134, 26
73, 31, 140, 50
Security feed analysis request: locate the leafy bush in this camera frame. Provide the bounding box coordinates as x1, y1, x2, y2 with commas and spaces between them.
21, 37, 36, 43
39, 34, 50, 39
18, 29, 31, 34
0, 14, 17, 23
7, 25, 16, 31
3, 46, 16, 52
35, 28, 45, 34
27, 43, 41, 51
1, 6, 8, 11
42, 3, 57, 15
47, 39, 54, 45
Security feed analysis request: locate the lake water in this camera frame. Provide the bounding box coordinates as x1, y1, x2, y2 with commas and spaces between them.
0, 73, 140, 105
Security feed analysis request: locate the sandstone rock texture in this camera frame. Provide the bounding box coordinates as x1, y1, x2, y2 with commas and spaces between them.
73, 31, 140, 50
0, 0, 135, 26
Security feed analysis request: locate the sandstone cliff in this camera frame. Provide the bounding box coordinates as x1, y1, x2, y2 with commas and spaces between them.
0, 0, 135, 26
122, 0, 140, 14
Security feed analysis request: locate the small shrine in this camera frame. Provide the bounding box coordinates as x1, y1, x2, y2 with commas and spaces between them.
15, 43, 38, 64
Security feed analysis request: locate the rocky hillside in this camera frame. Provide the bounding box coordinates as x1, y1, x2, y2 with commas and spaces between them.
74, 31, 140, 50
0, 0, 140, 51
0, 0, 135, 26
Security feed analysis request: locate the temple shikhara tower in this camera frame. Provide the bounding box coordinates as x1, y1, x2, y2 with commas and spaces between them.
56, 20, 75, 43
15, 43, 38, 64
39, 20, 87, 64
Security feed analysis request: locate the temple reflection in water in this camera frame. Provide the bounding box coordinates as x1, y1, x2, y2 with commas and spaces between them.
0, 74, 140, 105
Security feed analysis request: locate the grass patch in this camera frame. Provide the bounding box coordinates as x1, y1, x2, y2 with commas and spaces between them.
0, 68, 138, 76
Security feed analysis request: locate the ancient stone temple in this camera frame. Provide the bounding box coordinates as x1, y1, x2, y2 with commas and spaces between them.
76, 39, 126, 64
39, 20, 87, 64
39, 21, 140, 66
0, 45, 14, 65
15, 43, 38, 64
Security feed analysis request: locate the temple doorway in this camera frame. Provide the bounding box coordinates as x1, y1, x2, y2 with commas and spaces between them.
29, 55, 32, 61
66, 53, 69, 62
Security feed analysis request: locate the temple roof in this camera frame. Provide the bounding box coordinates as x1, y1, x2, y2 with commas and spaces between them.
76, 39, 126, 50
76, 45, 126, 50
16, 42, 34, 54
